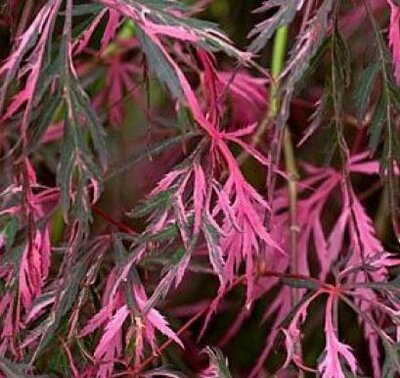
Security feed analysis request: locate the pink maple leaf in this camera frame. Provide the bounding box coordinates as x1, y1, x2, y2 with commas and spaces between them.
80, 271, 183, 374
0, 159, 59, 354
73, 8, 121, 55
318, 295, 357, 378
0, 0, 62, 143
281, 290, 321, 373
215, 71, 268, 129
92, 42, 142, 126
19, 230, 51, 310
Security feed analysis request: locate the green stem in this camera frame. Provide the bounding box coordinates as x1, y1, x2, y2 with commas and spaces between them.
268, 26, 300, 296
269, 25, 303, 375
241, 26, 289, 159
269, 25, 289, 117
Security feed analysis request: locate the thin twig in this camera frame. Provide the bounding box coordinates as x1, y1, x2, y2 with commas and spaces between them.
283, 128, 299, 299
92, 205, 137, 235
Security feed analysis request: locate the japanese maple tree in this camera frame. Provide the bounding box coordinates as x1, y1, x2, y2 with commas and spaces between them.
1, 0, 400, 377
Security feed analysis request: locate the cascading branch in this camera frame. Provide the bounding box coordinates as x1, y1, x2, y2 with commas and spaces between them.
0, 0, 400, 377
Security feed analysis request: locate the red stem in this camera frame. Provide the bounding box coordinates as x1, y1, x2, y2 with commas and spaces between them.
92, 205, 137, 235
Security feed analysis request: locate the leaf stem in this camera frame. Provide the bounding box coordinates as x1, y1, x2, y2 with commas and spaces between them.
92, 205, 137, 234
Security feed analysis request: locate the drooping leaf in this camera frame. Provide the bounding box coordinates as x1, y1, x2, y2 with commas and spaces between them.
248, 0, 301, 53
137, 26, 184, 100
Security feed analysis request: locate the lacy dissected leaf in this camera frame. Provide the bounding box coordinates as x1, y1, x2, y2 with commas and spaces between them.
80, 274, 182, 373
25, 90, 62, 154
216, 165, 278, 302
98, 0, 247, 59
137, 26, 184, 101
93, 43, 142, 126
144, 247, 191, 311
0, 0, 62, 147
18, 229, 51, 311
288, 155, 391, 279
58, 74, 106, 224
279, 0, 334, 125
318, 295, 357, 378
0, 0, 61, 115
93, 0, 250, 137
203, 216, 226, 287
248, 0, 303, 53
0, 161, 60, 357
73, 7, 121, 54
216, 70, 268, 128
29, 237, 109, 359
281, 290, 322, 371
